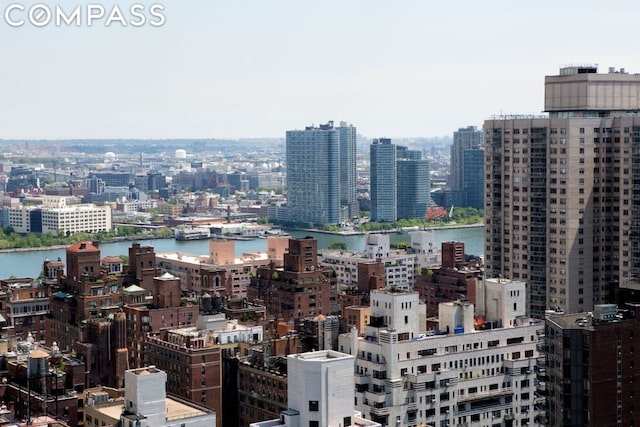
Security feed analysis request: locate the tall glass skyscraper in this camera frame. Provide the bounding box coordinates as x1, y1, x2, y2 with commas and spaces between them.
338, 123, 358, 219
286, 121, 357, 225
397, 146, 431, 219
450, 126, 483, 192
462, 147, 484, 210
370, 138, 397, 222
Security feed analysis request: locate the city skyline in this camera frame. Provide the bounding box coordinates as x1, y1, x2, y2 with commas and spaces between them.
3, 1, 640, 139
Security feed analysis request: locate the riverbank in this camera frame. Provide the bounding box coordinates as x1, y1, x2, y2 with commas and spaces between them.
0, 223, 485, 254
285, 228, 365, 236
286, 222, 484, 236
0, 227, 485, 278
0, 235, 168, 254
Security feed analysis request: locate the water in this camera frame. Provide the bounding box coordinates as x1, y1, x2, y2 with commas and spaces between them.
0, 226, 484, 278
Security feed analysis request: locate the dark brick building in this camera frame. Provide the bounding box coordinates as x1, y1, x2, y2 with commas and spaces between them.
545, 304, 640, 426
247, 237, 339, 324
414, 241, 481, 317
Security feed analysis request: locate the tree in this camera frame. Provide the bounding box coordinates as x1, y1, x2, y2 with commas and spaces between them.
328, 242, 347, 250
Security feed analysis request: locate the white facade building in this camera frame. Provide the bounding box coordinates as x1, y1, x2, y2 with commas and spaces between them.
165, 313, 263, 347
408, 230, 441, 268
338, 281, 544, 427
321, 233, 433, 290
251, 350, 381, 427
8, 196, 111, 236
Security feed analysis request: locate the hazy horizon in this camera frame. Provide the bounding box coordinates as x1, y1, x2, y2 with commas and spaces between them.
3, 1, 640, 139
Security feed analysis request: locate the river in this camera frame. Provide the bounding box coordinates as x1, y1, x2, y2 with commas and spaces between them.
0, 226, 484, 279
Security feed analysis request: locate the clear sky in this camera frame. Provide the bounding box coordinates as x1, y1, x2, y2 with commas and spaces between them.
2, 0, 640, 140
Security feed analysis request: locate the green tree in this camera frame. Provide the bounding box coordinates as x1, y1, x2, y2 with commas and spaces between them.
328, 242, 347, 250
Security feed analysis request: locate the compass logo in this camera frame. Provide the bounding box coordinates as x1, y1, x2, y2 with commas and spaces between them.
3, 3, 166, 27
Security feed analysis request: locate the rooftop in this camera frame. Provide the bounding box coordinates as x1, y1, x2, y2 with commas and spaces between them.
67, 241, 100, 253
130, 366, 161, 376
92, 396, 210, 422
292, 350, 353, 361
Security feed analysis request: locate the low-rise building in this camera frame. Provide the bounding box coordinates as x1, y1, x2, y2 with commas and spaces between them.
8, 196, 111, 236
84, 366, 215, 427
414, 241, 482, 318
248, 237, 340, 323
156, 238, 269, 298
320, 233, 418, 291
143, 313, 262, 427
1, 278, 50, 342
236, 355, 289, 427
250, 350, 380, 427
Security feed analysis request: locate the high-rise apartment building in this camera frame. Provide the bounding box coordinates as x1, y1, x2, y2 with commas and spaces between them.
463, 147, 484, 210
485, 65, 640, 318
285, 121, 357, 225
370, 138, 397, 222
397, 146, 431, 219
450, 126, 483, 192
339, 123, 359, 219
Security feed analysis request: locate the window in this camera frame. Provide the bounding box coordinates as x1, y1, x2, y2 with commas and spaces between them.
309, 401, 319, 411
309, 422, 319, 427
506, 336, 524, 345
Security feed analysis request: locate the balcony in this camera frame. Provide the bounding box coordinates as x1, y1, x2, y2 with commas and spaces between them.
354, 374, 369, 385
364, 390, 387, 404
458, 387, 513, 403
385, 378, 403, 389
370, 406, 390, 416
406, 402, 418, 412
534, 396, 547, 406
536, 343, 547, 352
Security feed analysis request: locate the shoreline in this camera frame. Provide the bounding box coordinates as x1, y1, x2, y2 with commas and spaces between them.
0, 235, 168, 254
0, 224, 486, 253
286, 223, 484, 236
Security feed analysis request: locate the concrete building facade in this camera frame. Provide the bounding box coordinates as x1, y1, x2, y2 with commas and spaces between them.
484, 65, 640, 317
320, 233, 418, 291
250, 350, 381, 427
84, 366, 215, 427
338, 280, 544, 427
8, 196, 111, 236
